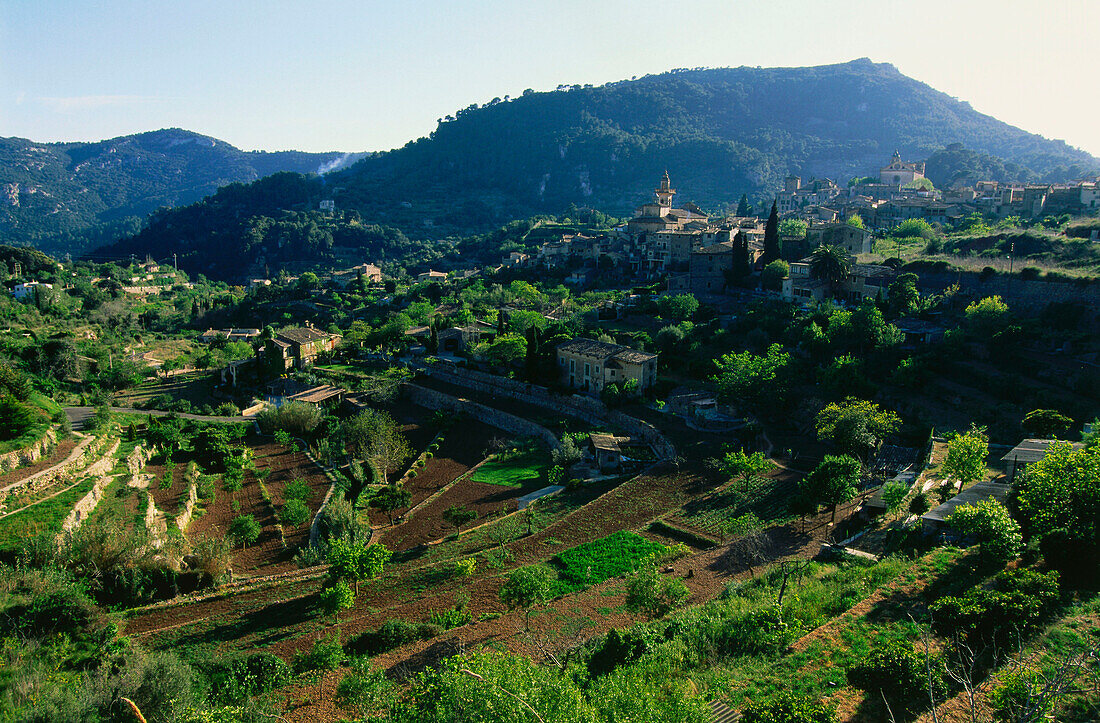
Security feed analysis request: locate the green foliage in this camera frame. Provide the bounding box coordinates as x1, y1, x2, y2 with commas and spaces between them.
778, 218, 807, 239
800, 455, 861, 520
657, 293, 699, 321
293, 632, 346, 673
326, 539, 391, 593
845, 214, 865, 229
988, 669, 1053, 722
475, 332, 527, 367
625, 564, 690, 618
346, 619, 443, 657
741, 691, 837, 723
815, 397, 901, 459
930, 568, 1061, 647
319, 579, 355, 622
712, 343, 791, 409
228, 514, 261, 547
499, 565, 553, 622
761, 260, 789, 292
718, 450, 773, 482
344, 408, 412, 475
454, 558, 477, 577
808, 245, 851, 290
206, 651, 293, 705
554, 531, 668, 593
881, 481, 909, 515
283, 477, 314, 502
370, 483, 412, 525
947, 498, 1022, 560
909, 492, 931, 515
963, 295, 1010, 339
280, 498, 310, 527
847, 637, 944, 717
942, 426, 988, 485
1021, 408, 1074, 438
442, 504, 478, 531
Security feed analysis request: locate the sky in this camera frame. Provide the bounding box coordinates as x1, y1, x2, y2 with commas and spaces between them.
2, 0, 1098, 157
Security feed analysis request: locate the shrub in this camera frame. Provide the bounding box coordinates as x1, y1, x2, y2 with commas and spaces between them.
847, 638, 944, 717
741, 691, 838, 723
293, 633, 346, 673
929, 568, 1061, 645
428, 605, 471, 630
284, 478, 313, 502
281, 499, 311, 527
228, 514, 261, 547
346, 619, 442, 656
453, 558, 477, 578
207, 651, 292, 705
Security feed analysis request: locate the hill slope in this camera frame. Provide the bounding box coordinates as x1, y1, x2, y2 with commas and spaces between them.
328, 58, 1099, 222
0, 128, 363, 254
96, 59, 1100, 281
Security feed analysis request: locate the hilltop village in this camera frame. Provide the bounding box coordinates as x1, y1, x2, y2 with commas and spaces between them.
0, 148, 1098, 723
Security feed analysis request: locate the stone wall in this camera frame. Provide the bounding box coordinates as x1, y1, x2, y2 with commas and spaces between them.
175, 481, 199, 532
57, 438, 122, 541
915, 269, 1100, 310
403, 383, 560, 449
0, 425, 58, 473
415, 366, 675, 460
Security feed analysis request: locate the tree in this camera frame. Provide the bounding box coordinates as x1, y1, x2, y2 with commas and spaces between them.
741, 691, 837, 723
712, 343, 791, 410
761, 201, 781, 265
881, 481, 909, 518
887, 273, 920, 317
319, 580, 355, 623
1021, 409, 1073, 438
845, 214, 865, 229
499, 565, 552, 630
327, 539, 392, 594
656, 293, 699, 321
369, 484, 411, 526
730, 230, 752, 282
475, 333, 527, 367
625, 564, 689, 618
948, 498, 1023, 561
718, 450, 773, 483
280, 499, 310, 528
344, 410, 411, 476
815, 398, 901, 460
847, 638, 944, 718
228, 514, 261, 548
808, 244, 851, 296
778, 218, 808, 239
801, 455, 861, 522
442, 504, 477, 532
761, 260, 789, 291
942, 426, 988, 485
736, 194, 752, 217
964, 295, 1010, 339
909, 492, 930, 516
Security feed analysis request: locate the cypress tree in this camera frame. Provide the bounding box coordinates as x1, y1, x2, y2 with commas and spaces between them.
761, 201, 781, 265
736, 194, 752, 217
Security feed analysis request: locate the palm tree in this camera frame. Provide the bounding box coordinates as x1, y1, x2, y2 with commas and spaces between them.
809, 244, 852, 298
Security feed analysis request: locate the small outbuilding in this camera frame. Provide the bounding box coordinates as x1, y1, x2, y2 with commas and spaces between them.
1001, 438, 1084, 483
921, 479, 1011, 534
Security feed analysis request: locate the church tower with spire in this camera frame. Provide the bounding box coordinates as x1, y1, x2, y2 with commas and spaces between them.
655, 171, 676, 209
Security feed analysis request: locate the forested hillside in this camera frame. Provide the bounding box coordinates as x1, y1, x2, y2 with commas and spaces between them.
0, 128, 361, 255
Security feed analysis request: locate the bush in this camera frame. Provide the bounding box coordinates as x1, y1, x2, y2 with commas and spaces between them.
280, 499, 311, 527
929, 568, 1061, 646
345, 619, 442, 656
741, 691, 837, 723
228, 514, 261, 547
453, 558, 477, 578
847, 638, 944, 717
258, 401, 324, 436
283, 478, 313, 502
207, 651, 292, 705
293, 633, 346, 673
428, 605, 471, 629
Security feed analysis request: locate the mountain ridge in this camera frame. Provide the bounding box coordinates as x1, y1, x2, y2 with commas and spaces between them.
0, 128, 365, 254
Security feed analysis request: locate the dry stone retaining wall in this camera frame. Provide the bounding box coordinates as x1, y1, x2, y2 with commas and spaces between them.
403, 383, 559, 449
57, 438, 122, 541
415, 366, 675, 460
0, 426, 58, 473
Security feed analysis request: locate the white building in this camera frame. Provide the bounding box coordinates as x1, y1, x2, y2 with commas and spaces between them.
13, 281, 53, 300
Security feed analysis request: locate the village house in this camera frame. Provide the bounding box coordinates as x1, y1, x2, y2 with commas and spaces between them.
437, 320, 498, 354
1001, 438, 1085, 483
417, 270, 448, 284
265, 324, 342, 372
805, 222, 874, 255
781, 258, 895, 305
12, 281, 53, 300
555, 338, 658, 395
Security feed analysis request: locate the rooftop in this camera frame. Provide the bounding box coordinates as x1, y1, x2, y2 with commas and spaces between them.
922, 479, 1012, 524
276, 327, 340, 345
1001, 438, 1084, 464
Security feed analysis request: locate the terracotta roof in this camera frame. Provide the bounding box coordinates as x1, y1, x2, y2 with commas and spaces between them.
276, 327, 339, 345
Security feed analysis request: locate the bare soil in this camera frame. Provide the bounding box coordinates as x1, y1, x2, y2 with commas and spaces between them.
0, 437, 79, 487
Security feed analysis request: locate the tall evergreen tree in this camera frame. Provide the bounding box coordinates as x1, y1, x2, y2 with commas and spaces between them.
524, 327, 539, 382
761, 201, 781, 265
731, 231, 751, 281
736, 194, 752, 217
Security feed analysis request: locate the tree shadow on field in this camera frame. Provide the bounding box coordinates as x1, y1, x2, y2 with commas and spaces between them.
385, 637, 462, 681
707, 524, 811, 577
171, 594, 317, 648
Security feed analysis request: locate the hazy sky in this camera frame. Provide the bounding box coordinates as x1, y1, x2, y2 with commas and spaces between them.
2, 0, 1097, 156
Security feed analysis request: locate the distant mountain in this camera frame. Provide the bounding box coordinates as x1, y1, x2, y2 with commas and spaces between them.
325, 59, 1099, 225
0, 128, 364, 255
96, 59, 1100, 281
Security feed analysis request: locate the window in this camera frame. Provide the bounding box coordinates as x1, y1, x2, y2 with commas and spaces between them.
584, 363, 591, 377
569, 359, 575, 373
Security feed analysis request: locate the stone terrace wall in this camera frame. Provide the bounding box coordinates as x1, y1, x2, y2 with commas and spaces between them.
916, 269, 1100, 309
403, 383, 559, 450
0, 426, 58, 473
57, 438, 122, 541
414, 366, 675, 460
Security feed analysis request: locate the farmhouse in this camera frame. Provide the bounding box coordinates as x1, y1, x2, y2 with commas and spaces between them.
781, 259, 894, 305
556, 338, 658, 395
1001, 438, 1084, 483
266, 325, 342, 372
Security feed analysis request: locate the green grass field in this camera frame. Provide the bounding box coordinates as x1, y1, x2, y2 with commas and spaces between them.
551, 530, 668, 594
0, 476, 97, 552
470, 447, 548, 487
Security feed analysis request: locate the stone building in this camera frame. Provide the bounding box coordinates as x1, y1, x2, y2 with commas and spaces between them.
266, 325, 342, 372
555, 338, 658, 395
